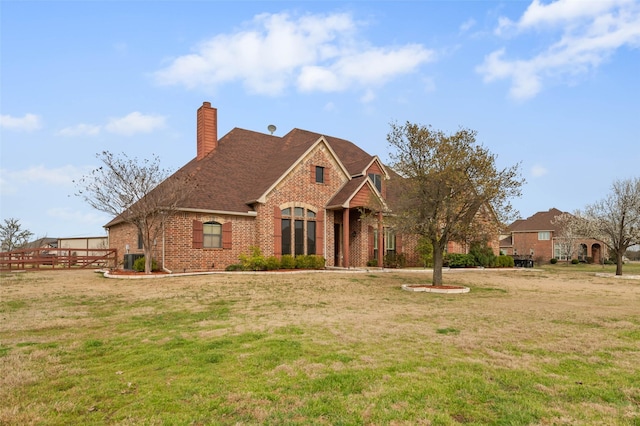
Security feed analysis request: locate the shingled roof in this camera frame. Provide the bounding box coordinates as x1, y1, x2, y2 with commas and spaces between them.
508, 208, 565, 232
180, 126, 379, 212
105, 104, 382, 228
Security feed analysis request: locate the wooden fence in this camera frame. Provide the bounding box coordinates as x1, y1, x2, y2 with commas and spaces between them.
0, 247, 118, 271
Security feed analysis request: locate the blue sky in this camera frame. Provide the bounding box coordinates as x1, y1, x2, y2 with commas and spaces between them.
2, 0, 639, 239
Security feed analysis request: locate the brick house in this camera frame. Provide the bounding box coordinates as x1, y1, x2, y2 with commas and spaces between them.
106, 102, 497, 271
500, 208, 606, 264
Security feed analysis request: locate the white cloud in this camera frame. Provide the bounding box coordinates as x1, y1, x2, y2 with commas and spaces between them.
360, 89, 376, 103
57, 123, 102, 137
498, 0, 632, 34
155, 11, 435, 97
47, 207, 109, 227
56, 112, 166, 137
1, 165, 89, 195
105, 112, 166, 136
298, 45, 433, 93
0, 113, 42, 132
479, 0, 640, 100
459, 18, 476, 33
531, 164, 549, 177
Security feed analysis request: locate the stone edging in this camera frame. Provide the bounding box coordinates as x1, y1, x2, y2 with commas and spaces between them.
401, 284, 470, 294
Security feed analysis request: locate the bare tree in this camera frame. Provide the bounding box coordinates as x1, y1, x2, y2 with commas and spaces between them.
0, 218, 34, 252
552, 212, 581, 263
387, 122, 524, 285
577, 177, 640, 276
75, 151, 193, 273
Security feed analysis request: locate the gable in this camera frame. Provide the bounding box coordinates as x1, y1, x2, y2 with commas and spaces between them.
255, 136, 351, 204
326, 176, 387, 210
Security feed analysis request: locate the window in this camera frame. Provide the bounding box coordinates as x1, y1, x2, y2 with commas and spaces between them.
281, 207, 317, 256
385, 229, 396, 252
373, 228, 395, 259
203, 222, 222, 248
137, 231, 143, 250
294, 220, 304, 255
538, 231, 551, 240
193, 220, 232, 249
368, 173, 382, 192
315, 166, 324, 183
307, 221, 316, 255
281, 219, 291, 255
554, 243, 569, 261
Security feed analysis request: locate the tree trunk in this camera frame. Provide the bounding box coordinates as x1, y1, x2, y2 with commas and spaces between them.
432, 241, 445, 286
616, 249, 624, 276
144, 246, 153, 274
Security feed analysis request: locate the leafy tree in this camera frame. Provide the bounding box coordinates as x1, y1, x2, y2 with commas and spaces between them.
386, 122, 524, 285
75, 151, 193, 273
576, 177, 640, 275
0, 218, 34, 252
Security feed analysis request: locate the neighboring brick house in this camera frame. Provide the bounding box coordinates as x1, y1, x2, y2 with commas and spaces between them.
106, 102, 497, 271
500, 208, 606, 264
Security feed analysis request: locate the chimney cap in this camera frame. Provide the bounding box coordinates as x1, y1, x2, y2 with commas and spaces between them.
202, 101, 211, 108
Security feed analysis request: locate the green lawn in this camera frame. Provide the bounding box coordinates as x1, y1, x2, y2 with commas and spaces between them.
1, 267, 639, 425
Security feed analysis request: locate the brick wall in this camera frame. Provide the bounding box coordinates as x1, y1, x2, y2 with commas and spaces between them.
108, 140, 351, 270
512, 231, 553, 262
108, 213, 257, 271
163, 213, 256, 272
257, 142, 348, 266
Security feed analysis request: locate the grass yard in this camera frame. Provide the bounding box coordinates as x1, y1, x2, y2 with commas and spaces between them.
1, 265, 639, 425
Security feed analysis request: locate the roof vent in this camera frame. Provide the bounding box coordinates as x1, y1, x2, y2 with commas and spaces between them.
267, 124, 276, 135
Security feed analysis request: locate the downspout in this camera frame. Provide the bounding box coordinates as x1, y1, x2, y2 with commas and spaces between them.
161, 217, 172, 274
343, 208, 350, 268
324, 208, 327, 267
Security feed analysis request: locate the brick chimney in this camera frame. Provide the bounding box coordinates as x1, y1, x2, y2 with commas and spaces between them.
197, 102, 217, 160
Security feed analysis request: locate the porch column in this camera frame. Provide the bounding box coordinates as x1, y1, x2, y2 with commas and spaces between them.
343, 208, 350, 268
377, 211, 384, 267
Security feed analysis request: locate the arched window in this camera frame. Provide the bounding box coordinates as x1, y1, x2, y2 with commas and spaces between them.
203, 221, 222, 248
281, 207, 316, 256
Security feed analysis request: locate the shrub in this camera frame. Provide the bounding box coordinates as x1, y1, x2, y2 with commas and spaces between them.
367, 259, 378, 267
311, 255, 326, 269
132, 256, 158, 272
293, 255, 325, 269
280, 255, 296, 269
239, 246, 267, 271
384, 253, 406, 268
417, 237, 433, 267
495, 255, 514, 268
295, 255, 312, 269
445, 253, 476, 268
571, 258, 580, 264
469, 242, 496, 268
550, 258, 558, 264
265, 256, 281, 271
225, 263, 244, 271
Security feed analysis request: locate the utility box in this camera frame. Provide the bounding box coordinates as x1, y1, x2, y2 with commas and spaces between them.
123, 254, 144, 270
513, 258, 534, 268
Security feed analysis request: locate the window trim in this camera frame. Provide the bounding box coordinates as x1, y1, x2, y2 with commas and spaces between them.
203, 221, 223, 248
368, 173, 382, 192
281, 206, 317, 256
538, 231, 551, 241
315, 166, 325, 184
